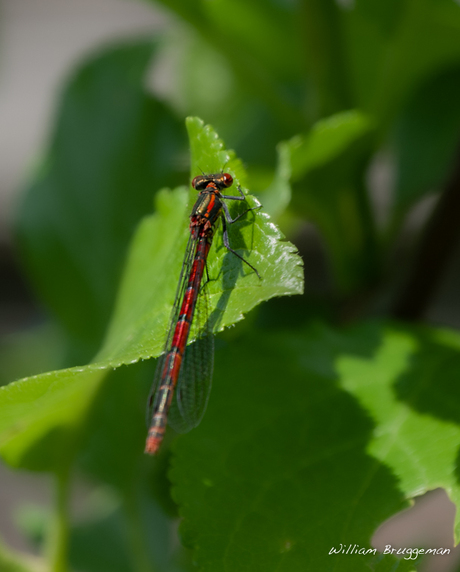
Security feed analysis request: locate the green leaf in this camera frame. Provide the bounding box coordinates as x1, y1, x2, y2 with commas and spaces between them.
258, 142, 292, 221
69, 508, 133, 572
153, 0, 304, 131
286, 110, 373, 181
170, 320, 460, 569
170, 322, 422, 571
256, 110, 374, 225
0, 325, 65, 387
154, 0, 303, 83
199, 0, 303, 81
16, 40, 187, 363
335, 323, 460, 542
346, 0, 460, 125
301, 0, 353, 116
76, 362, 154, 491
98, 117, 304, 364
393, 66, 460, 212
285, 110, 377, 291
0, 118, 303, 469
0, 365, 106, 469
67, 489, 185, 572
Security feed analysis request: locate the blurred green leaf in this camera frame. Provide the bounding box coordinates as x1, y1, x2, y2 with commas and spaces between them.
286, 110, 373, 181
153, 0, 305, 131
0, 365, 106, 469
252, 110, 373, 224
201, 0, 303, 81
153, 0, 303, 80
67, 490, 187, 572
285, 110, 377, 291
0, 118, 303, 470
76, 362, 154, 490
301, 0, 353, 117
0, 324, 65, 387
16, 40, 187, 363
259, 142, 292, 221
320, 321, 460, 541
393, 66, 460, 212
343, 0, 407, 112
156, 23, 300, 168
346, 0, 460, 125
69, 509, 132, 572
170, 321, 427, 571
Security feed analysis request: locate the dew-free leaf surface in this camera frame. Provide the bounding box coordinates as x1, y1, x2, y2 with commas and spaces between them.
171, 320, 460, 570
0, 118, 303, 469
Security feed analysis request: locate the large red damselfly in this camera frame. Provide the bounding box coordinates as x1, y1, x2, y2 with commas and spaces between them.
145, 172, 260, 454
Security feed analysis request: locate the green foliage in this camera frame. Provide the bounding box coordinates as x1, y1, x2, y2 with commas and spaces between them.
15, 40, 188, 364
0, 117, 301, 475
3, 0, 460, 570
172, 321, 441, 571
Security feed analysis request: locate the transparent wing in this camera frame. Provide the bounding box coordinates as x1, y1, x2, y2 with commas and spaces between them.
146, 232, 198, 426
168, 282, 214, 434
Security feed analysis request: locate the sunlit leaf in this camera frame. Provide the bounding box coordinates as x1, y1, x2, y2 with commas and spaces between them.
336, 323, 460, 542
171, 322, 428, 571
98, 117, 303, 364
0, 118, 303, 469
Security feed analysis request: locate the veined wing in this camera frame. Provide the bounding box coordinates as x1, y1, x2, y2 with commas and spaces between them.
168, 279, 214, 434
146, 230, 199, 424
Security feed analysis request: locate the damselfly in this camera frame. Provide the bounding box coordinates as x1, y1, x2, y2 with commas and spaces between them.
145, 172, 260, 454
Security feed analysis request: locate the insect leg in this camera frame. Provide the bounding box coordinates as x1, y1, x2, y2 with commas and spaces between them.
221, 215, 260, 279
221, 198, 261, 224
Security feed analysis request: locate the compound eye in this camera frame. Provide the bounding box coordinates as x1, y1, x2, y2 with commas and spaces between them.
191, 176, 201, 189
222, 173, 233, 187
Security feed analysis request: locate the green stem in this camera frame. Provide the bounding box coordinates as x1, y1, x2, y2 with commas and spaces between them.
48, 470, 70, 572
123, 488, 156, 572
299, 0, 352, 119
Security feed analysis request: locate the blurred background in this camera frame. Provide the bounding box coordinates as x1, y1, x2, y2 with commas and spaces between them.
2, 1, 460, 571
0, 0, 168, 561
0, 0, 167, 335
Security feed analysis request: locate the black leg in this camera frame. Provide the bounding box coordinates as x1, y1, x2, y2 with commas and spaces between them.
220, 184, 247, 201
222, 216, 261, 279
221, 200, 261, 224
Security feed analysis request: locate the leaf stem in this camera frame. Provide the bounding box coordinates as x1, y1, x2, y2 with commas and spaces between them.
48, 470, 70, 572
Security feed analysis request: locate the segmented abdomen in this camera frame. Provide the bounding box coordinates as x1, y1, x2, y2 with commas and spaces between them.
144, 234, 211, 454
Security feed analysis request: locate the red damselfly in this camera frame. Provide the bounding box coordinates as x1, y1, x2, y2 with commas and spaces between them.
145, 172, 260, 454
